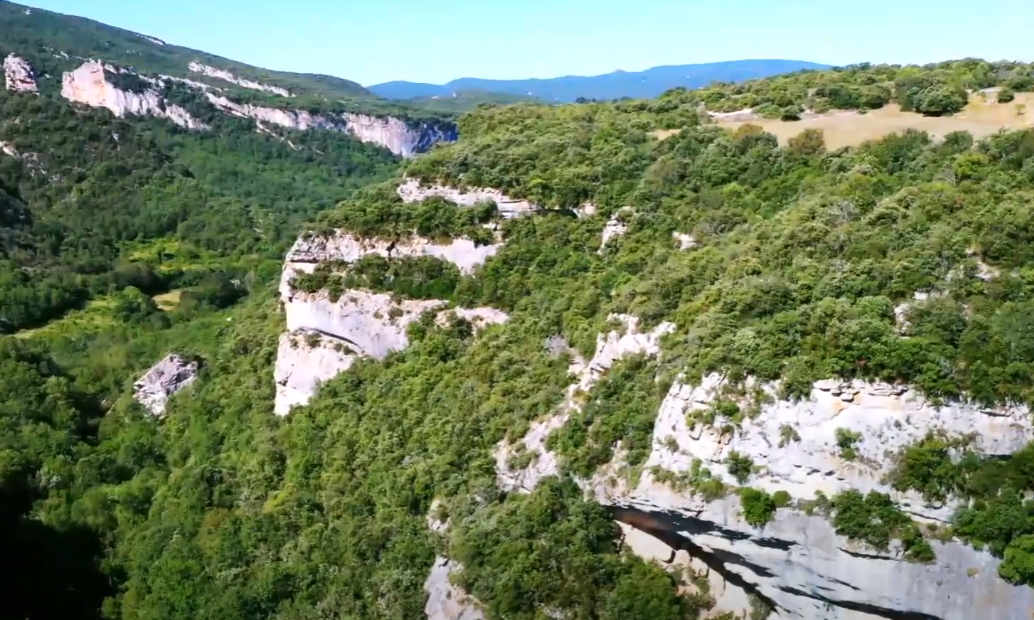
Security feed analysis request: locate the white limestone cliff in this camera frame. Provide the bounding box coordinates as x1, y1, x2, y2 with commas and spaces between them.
274, 330, 358, 416
343, 113, 457, 158
189, 61, 292, 97
4, 54, 38, 93
639, 375, 1033, 522
616, 521, 752, 618
203, 96, 455, 157
275, 231, 506, 415
61, 61, 208, 130
206, 93, 342, 131
435, 307, 509, 331
287, 231, 502, 276
500, 348, 1034, 619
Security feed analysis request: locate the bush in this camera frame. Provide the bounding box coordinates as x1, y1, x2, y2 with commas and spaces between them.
834, 428, 863, 460
998, 88, 1017, 104
739, 488, 778, 527
726, 450, 755, 484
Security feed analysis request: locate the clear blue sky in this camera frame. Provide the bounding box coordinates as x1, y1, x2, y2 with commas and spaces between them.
18, 0, 1032, 86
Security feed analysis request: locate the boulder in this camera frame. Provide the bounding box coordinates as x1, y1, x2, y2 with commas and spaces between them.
133, 354, 200, 416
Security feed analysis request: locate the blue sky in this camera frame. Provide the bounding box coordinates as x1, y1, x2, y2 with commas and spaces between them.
19, 0, 1032, 86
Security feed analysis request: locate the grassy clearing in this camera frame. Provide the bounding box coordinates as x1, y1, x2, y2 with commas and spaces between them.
653, 93, 1034, 149
15, 297, 118, 339
153, 289, 183, 310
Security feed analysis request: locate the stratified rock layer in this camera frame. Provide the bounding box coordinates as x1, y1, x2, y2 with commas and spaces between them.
275, 231, 507, 415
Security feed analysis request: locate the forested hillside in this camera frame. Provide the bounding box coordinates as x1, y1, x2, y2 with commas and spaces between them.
5, 5, 1034, 618
0, 1, 370, 99
0, 84, 398, 334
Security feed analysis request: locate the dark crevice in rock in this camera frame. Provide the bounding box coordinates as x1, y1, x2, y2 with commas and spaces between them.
840, 547, 899, 562
827, 576, 862, 592
609, 507, 783, 615
294, 327, 366, 357
778, 586, 943, 620
753, 536, 796, 551
611, 505, 942, 620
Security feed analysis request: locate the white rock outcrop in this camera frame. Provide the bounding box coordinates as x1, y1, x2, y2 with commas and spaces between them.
496, 315, 675, 492
189, 61, 292, 97
288, 232, 501, 276
673, 232, 697, 250
133, 354, 200, 416
599, 207, 632, 253
616, 521, 752, 618
424, 558, 485, 620
398, 179, 541, 218
595, 374, 1034, 619
435, 307, 509, 331
342, 113, 457, 158
274, 330, 358, 416
424, 501, 485, 620
4, 54, 38, 93
608, 493, 1034, 620
642, 375, 1034, 521
275, 231, 505, 414
203, 96, 455, 157
61, 61, 207, 130
206, 93, 342, 131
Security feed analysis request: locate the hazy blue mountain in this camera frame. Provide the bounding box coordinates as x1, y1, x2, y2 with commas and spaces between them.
369, 59, 830, 103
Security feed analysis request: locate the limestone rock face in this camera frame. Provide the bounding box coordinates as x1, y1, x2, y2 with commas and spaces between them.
488, 303, 1034, 620
203, 96, 454, 157
288, 232, 501, 276
274, 330, 358, 416
423, 501, 485, 620
599, 207, 632, 253
189, 61, 292, 97
644, 375, 1033, 521
206, 93, 342, 131
435, 307, 509, 331
597, 375, 1034, 618
672, 232, 697, 250
61, 61, 207, 129
608, 495, 1034, 620
275, 230, 505, 414
397, 179, 542, 218
133, 354, 200, 416
4, 54, 38, 93
343, 113, 457, 158
424, 558, 485, 620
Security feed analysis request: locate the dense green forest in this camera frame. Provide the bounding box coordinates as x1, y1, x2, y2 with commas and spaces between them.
0, 83, 398, 334
6, 6, 1034, 616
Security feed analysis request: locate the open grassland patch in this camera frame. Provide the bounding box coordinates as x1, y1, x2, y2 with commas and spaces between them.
153, 289, 183, 310
653, 93, 1034, 148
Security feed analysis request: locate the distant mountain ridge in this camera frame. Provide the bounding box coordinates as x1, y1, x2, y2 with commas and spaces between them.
369, 59, 831, 103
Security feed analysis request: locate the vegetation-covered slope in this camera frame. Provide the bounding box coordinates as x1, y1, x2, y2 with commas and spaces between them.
0, 75, 398, 334
6, 37, 1034, 620
1, 1, 370, 99
676, 58, 1034, 119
